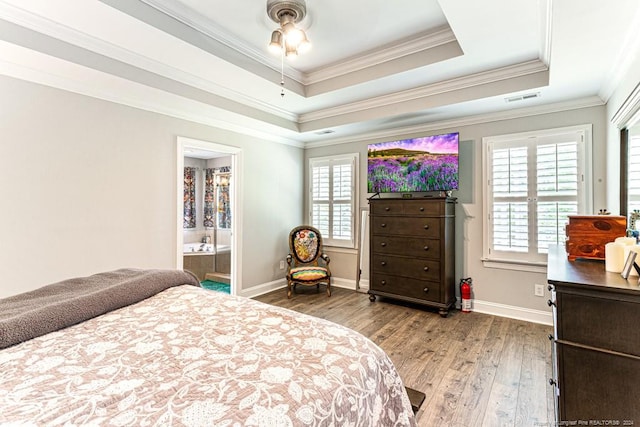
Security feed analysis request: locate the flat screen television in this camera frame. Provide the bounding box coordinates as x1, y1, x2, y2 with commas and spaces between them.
367, 132, 459, 193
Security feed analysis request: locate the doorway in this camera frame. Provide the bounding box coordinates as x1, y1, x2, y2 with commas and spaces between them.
176, 136, 242, 295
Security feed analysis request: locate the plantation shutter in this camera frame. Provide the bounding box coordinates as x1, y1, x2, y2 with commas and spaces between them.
629, 131, 640, 213
311, 161, 330, 236
535, 138, 579, 253
484, 126, 589, 266
491, 143, 529, 253
309, 154, 358, 248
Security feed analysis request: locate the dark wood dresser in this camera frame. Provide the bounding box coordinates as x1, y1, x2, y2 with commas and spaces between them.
368, 197, 456, 317
547, 244, 640, 424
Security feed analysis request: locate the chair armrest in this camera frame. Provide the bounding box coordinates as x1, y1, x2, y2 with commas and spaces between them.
320, 253, 330, 265
286, 254, 293, 265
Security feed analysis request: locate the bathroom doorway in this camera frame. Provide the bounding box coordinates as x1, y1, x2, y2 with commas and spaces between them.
176, 136, 242, 295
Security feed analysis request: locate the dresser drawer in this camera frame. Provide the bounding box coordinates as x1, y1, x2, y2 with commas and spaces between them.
370, 273, 442, 303
371, 254, 440, 281
558, 343, 640, 422
371, 235, 440, 259
557, 292, 640, 357
370, 200, 445, 216
371, 216, 440, 238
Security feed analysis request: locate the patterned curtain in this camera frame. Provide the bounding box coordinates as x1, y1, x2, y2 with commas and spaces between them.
183, 167, 196, 229
217, 167, 231, 229
203, 168, 215, 228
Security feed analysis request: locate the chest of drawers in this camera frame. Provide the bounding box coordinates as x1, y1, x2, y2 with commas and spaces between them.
547, 245, 640, 424
368, 197, 456, 317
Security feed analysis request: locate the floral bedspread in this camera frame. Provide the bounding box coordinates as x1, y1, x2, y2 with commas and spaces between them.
0, 285, 415, 426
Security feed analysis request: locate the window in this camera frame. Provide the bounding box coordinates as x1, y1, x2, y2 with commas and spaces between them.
308, 153, 359, 248
482, 125, 592, 269
628, 126, 640, 214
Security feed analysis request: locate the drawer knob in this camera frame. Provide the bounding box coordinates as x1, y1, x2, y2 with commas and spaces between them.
381, 261, 387, 266
419, 207, 424, 211
423, 245, 429, 251
423, 266, 429, 272
381, 242, 387, 247
547, 299, 556, 307
381, 223, 387, 228
381, 280, 386, 286
423, 287, 429, 293
385, 207, 390, 211
424, 224, 429, 230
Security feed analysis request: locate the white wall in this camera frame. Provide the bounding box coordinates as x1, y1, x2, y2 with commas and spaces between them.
0, 75, 303, 298
305, 104, 607, 318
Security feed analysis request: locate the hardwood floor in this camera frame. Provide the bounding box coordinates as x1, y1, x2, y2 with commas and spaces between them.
254, 287, 555, 427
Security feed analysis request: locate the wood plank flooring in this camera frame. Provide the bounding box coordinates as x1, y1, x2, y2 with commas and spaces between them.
254, 287, 555, 427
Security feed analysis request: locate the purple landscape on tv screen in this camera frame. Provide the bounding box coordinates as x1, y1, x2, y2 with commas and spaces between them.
367, 132, 459, 193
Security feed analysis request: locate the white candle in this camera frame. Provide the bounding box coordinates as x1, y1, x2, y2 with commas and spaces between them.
605, 242, 626, 273
615, 236, 637, 246
622, 245, 640, 277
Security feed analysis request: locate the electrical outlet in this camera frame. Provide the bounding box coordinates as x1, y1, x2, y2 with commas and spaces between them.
279, 260, 285, 270
534, 284, 544, 297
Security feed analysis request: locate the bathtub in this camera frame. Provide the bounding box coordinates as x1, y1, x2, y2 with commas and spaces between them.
183, 243, 231, 255
183, 243, 214, 254
183, 243, 231, 279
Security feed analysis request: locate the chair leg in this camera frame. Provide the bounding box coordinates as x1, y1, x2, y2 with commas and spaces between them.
326, 281, 331, 297
287, 280, 292, 299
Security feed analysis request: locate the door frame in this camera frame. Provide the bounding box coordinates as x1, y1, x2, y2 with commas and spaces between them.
176, 136, 243, 295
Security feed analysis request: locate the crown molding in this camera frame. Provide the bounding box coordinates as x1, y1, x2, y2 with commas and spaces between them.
141, 0, 459, 90
299, 60, 549, 124
0, 0, 299, 122
139, 0, 306, 84
303, 26, 458, 85
610, 81, 640, 127
0, 43, 304, 148
539, 0, 553, 67
304, 96, 605, 149
598, 3, 640, 103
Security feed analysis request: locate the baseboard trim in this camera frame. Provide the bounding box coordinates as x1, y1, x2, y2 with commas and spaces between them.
240, 277, 358, 299
238, 279, 287, 299
470, 299, 553, 326
357, 278, 369, 293
241, 281, 552, 325
331, 277, 357, 290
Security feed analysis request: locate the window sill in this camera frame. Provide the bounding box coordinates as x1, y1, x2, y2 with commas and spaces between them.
323, 246, 357, 254
481, 258, 547, 274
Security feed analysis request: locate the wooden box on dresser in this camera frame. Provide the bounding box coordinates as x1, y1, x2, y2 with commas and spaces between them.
368, 197, 456, 317
547, 244, 640, 425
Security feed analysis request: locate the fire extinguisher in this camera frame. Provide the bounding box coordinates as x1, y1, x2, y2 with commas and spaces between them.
460, 277, 472, 313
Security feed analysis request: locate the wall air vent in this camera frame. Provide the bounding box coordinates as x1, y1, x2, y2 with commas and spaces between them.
505, 92, 541, 103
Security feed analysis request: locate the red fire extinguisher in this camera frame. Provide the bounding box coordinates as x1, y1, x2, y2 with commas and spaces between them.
460, 277, 472, 313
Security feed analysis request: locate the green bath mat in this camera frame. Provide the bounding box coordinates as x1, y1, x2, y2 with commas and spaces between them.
201, 280, 231, 294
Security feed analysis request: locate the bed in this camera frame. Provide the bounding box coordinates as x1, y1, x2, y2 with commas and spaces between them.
0, 269, 415, 426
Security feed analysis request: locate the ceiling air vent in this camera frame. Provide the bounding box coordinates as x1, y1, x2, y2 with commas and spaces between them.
505, 92, 541, 103
314, 129, 335, 135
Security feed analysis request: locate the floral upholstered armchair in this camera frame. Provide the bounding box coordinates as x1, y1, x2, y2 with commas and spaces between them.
286, 225, 331, 298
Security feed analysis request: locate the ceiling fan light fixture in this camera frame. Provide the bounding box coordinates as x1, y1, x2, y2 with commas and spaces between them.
284, 25, 303, 45
266, 0, 310, 59
268, 30, 283, 53
266, 0, 310, 97
297, 31, 311, 53
285, 43, 298, 59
